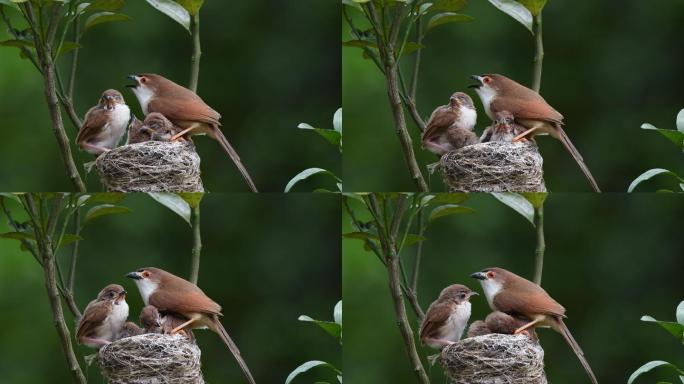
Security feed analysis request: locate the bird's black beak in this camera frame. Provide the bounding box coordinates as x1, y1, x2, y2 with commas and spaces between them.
125, 75, 138, 88
470, 271, 487, 280
468, 75, 482, 89
126, 271, 142, 280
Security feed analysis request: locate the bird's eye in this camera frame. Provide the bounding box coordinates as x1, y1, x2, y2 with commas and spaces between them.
487, 271, 495, 278
141, 77, 147, 83
459, 293, 466, 299
143, 271, 151, 278
483, 76, 492, 84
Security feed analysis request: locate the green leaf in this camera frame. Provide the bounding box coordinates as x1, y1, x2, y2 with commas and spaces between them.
401, 42, 425, 56
0, 193, 21, 203
333, 108, 342, 133
517, 0, 547, 16
628, 361, 684, 384
628, 168, 684, 193
677, 301, 684, 325
58, 42, 82, 56
641, 123, 684, 149
84, 12, 131, 31
676, 109, 684, 133
0, 39, 34, 49
486, 0, 533, 33
175, 0, 203, 16
298, 123, 342, 147
144, 0, 190, 32
0, 232, 35, 241
57, 234, 83, 248
428, 204, 475, 222
82, 0, 124, 13
147, 193, 191, 225
342, 39, 377, 49
342, 232, 378, 241
84, 204, 131, 224
333, 300, 342, 325
430, 0, 467, 12
491, 193, 534, 225
426, 12, 474, 32
285, 168, 341, 193
521, 192, 547, 209
178, 193, 203, 209
79, 193, 125, 205
641, 316, 684, 340
286, 361, 341, 384
342, 0, 363, 11
299, 315, 342, 340
427, 193, 468, 205
403, 234, 427, 247
0, 0, 20, 10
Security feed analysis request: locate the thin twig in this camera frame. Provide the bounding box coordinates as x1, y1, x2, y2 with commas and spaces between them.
532, 205, 545, 285
531, 13, 543, 93
67, 15, 80, 100
189, 205, 202, 284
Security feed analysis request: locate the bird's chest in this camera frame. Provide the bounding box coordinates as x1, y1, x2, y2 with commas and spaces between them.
456, 107, 477, 131
440, 302, 471, 341
100, 301, 129, 339
98, 105, 130, 147
476, 88, 497, 120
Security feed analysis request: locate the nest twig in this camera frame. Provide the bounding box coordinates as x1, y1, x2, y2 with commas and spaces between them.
440, 141, 546, 192
98, 333, 203, 384
95, 141, 203, 192
442, 333, 547, 384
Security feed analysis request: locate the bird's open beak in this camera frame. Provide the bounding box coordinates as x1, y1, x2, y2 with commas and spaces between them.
125, 75, 139, 88
126, 271, 142, 280
470, 271, 487, 280
469, 291, 479, 296
468, 75, 482, 89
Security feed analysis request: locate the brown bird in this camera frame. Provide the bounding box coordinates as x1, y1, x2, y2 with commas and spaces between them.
466, 320, 491, 338
480, 110, 528, 143
419, 284, 478, 349
141, 112, 186, 142
77, 89, 131, 155
471, 267, 598, 384
126, 115, 147, 144
126, 267, 256, 384
422, 92, 478, 155
469, 74, 600, 192
118, 321, 144, 339
75, 284, 129, 348
140, 305, 162, 334
466, 311, 537, 341
161, 312, 196, 342
126, 74, 257, 192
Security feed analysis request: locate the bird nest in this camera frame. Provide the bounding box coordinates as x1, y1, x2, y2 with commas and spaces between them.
442, 333, 547, 384
440, 141, 546, 192
95, 141, 204, 192
98, 333, 203, 384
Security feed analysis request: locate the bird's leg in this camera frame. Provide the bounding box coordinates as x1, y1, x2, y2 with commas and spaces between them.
170, 314, 200, 334
81, 143, 111, 154
512, 126, 538, 142
423, 140, 451, 155
424, 337, 455, 348
514, 318, 542, 334
82, 337, 111, 347
170, 126, 196, 142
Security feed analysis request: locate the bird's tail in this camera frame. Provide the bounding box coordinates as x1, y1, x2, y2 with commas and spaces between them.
556, 126, 601, 192
555, 318, 598, 384
211, 128, 258, 192
211, 315, 257, 384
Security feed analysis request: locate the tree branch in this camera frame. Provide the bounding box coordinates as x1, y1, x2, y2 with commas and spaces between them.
532, 205, 545, 285
188, 12, 201, 93
189, 205, 202, 285
531, 13, 543, 93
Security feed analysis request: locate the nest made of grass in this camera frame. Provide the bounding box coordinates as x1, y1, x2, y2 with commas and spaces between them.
99, 333, 203, 384
440, 141, 546, 192
442, 333, 546, 384
95, 141, 203, 193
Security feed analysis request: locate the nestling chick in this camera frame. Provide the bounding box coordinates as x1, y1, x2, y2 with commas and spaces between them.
422, 92, 478, 155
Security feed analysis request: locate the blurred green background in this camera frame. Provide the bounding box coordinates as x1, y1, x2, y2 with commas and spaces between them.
0, 193, 341, 383
343, 1, 684, 192
343, 193, 684, 383
0, 0, 340, 192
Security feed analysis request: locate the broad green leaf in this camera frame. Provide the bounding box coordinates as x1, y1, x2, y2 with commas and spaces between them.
333, 108, 342, 133
677, 301, 684, 325
517, 0, 547, 16
0, 39, 34, 49
84, 12, 131, 31
628, 168, 683, 193
676, 109, 684, 133
628, 361, 684, 384
486, 0, 533, 33
285, 168, 341, 193
0, 0, 20, 10
144, 0, 190, 32
178, 193, 203, 209
342, 0, 363, 11
333, 300, 342, 325
0, 232, 35, 241
84, 204, 131, 224
426, 12, 474, 32
58, 42, 82, 56
57, 234, 83, 248
641, 316, 684, 340
430, 0, 467, 12
0, 193, 21, 203
298, 123, 342, 147
82, 0, 124, 13
299, 315, 342, 340
403, 234, 427, 246
491, 193, 534, 225
429, 204, 474, 222
342, 232, 378, 241
521, 192, 547, 209
401, 42, 425, 55
148, 193, 191, 225
641, 123, 684, 149
286, 361, 341, 384
176, 0, 203, 16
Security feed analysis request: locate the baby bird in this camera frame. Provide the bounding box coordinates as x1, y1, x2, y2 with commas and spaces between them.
75, 284, 129, 348
140, 305, 162, 334
422, 92, 478, 155
77, 89, 130, 154
420, 284, 478, 349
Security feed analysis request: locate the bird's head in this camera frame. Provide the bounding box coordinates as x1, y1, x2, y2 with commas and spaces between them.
439, 284, 478, 304
126, 267, 162, 304
449, 92, 475, 110
97, 283, 127, 304
99, 89, 125, 110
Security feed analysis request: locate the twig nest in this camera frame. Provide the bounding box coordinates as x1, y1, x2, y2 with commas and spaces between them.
96, 141, 204, 192
440, 141, 546, 192
442, 333, 547, 384
99, 333, 204, 384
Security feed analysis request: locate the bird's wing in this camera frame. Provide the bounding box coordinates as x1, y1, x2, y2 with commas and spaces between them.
76, 106, 108, 143
419, 301, 453, 340
149, 275, 222, 316
76, 300, 111, 339
493, 284, 566, 318
422, 106, 456, 140
491, 96, 563, 125
148, 96, 221, 127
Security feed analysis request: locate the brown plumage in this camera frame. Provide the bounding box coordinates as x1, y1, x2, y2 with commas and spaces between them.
127, 267, 255, 384
472, 267, 598, 384
422, 92, 478, 155
470, 74, 600, 192
77, 89, 131, 155
118, 321, 144, 339
419, 284, 477, 349
466, 320, 491, 337
126, 115, 147, 144
76, 284, 129, 348
139, 305, 162, 334
127, 74, 257, 192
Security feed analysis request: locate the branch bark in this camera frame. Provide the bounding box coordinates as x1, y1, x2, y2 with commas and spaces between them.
189, 12, 201, 93
531, 13, 543, 93
532, 205, 545, 285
